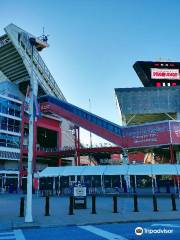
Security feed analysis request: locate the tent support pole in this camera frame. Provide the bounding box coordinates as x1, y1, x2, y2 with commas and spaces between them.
154, 175, 157, 189
53, 177, 55, 195
135, 175, 137, 188
101, 175, 104, 193
75, 175, 77, 183
120, 175, 122, 189
177, 176, 180, 198
170, 145, 175, 163
58, 176, 61, 196
152, 176, 154, 195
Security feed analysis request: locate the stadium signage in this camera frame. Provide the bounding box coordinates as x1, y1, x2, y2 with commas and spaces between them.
151, 68, 180, 80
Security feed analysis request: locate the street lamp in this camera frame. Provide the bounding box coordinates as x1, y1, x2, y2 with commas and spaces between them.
25, 36, 48, 223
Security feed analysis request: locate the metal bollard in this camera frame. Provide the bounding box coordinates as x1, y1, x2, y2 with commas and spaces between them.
171, 194, 177, 211
45, 196, 50, 216
133, 193, 139, 212
69, 196, 74, 215
19, 197, 24, 217
113, 195, 118, 213
153, 194, 158, 212
92, 195, 96, 214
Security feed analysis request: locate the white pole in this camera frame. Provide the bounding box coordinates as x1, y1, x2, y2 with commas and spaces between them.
120, 175, 122, 189
53, 177, 55, 195
58, 176, 61, 196
100, 175, 104, 193
25, 87, 33, 222
154, 175, 157, 189
135, 175, 137, 188
1, 175, 3, 189
177, 177, 180, 198
25, 41, 36, 223
173, 175, 177, 194
17, 173, 20, 192
75, 175, 77, 183
152, 176, 154, 195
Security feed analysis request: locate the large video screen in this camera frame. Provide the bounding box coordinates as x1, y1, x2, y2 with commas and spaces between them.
133, 61, 180, 86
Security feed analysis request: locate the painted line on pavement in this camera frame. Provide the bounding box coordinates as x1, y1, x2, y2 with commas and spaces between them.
14, 230, 26, 240
79, 225, 128, 240
0, 235, 15, 240
0, 232, 14, 236
0, 231, 15, 240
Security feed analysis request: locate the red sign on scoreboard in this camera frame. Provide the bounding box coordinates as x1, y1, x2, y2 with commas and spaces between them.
151, 68, 180, 80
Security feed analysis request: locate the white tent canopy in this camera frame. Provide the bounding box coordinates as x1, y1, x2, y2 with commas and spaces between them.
176, 165, 180, 175
151, 164, 178, 175
63, 166, 86, 176
128, 164, 152, 176
104, 165, 129, 175
38, 164, 180, 178
81, 165, 107, 176
0, 170, 19, 175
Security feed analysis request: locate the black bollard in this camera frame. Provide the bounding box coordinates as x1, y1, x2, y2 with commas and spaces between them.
19, 197, 24, 217
92, 195, 96, 214
171, 194, 177, 211
133, 193, 139, 212
153, 194, 158, 212
113, 195, 118, 213
45, 196, 50, 216
69, 196, 74, 215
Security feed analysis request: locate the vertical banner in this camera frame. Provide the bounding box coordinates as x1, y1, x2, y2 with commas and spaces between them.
169, 121, 180, 144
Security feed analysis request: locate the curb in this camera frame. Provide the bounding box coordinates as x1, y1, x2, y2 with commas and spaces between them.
6, 217, 180, 231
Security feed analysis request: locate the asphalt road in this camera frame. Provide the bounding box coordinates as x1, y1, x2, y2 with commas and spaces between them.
1, 220, 180, 240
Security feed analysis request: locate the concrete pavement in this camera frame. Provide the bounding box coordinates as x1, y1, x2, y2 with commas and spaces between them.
0, 193, 180, 230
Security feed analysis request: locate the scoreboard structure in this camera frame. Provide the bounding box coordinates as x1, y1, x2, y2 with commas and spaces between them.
133, 61, 180, 87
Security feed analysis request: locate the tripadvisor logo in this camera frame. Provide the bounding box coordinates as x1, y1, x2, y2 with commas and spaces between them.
135, 227, 143, 236
135, 226, 173, 236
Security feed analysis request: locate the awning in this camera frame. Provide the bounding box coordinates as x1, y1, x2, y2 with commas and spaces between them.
38, 167, 65, 177
176, 165, 180, 175
128, 164, 152, 175
104, 165, 128, 175
0, 170, 19, 175
62, 166, 86, 176
81, 165, 107, 176
38, 164, 180, 178
151, 164, 178, 175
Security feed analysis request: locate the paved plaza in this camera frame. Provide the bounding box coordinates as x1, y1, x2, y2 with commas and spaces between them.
0, 193, 180, 231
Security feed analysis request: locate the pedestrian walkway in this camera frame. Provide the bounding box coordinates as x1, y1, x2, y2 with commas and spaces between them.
0, 194, 180, 230
0, 230, 25, 240
3, 221, 179, 240
79, 225, 128, 240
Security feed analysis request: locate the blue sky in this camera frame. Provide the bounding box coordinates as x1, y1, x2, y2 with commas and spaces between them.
1, 1, 180, 144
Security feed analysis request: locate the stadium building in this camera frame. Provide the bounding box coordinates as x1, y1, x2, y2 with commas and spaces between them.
115, 61, 180, 164
0, 23, 75, 179
1, 24, 180, 191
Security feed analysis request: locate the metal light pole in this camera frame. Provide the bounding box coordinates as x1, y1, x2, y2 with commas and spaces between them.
24, 34, 48, 222
25, 38, 36, 223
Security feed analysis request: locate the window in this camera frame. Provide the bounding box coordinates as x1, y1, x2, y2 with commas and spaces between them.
0, 133, 20, 148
